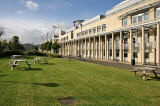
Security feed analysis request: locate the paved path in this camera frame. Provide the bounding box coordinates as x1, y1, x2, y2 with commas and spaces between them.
68, 57, 133, 70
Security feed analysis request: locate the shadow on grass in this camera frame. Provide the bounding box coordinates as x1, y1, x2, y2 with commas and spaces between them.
26, 68, 42, 71
138, 75, 160, 81
16, 67, 42, 71
39, 63, 55, 65
0, 75, 7, 77
0, 81, 60, 87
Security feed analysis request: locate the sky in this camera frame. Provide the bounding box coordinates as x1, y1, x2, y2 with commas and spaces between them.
0, 0, 124, 45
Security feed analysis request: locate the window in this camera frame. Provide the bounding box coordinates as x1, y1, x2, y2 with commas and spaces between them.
93, 27, 96, 33
138, 14, 143, 22
89, 29, 92, 34
102, 24, 106, 31
131, 11, 149, 24
144, 11, 149, 20
132, 15, 137, 24
122, 18, 127, 26
97, 26, 101, 32
156, 7, 160, 18
85, 30, 88, 35
82, 31, 84, 36
71, 31, 73, 39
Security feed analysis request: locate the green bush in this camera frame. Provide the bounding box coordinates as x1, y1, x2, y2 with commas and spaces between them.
25, 50, 47, 56
48, 54, 62, 58
0, 50, 24, 57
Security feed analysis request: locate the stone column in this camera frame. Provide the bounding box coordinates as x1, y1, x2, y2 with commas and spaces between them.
112, 33, 114, 60
93, 37, 96, 59
101, 37, 103, 59
142, 26, 145, 65
130, 29, 133, 64
85, 38, 87, 58
99, 36, 101, 60
89, 37, 91, 58
96, 38, 98, 59
81, 39, 83, 57
75, 40, 77, 57
64, 43, 65, 56
78, 40, 80, 56
68, 42, 69, 56
120, 31, 123, 62
105, 35, 107, 60
157, 24, 160, 66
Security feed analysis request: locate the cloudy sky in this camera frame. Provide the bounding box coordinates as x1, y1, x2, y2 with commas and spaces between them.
0, 0, 124, 44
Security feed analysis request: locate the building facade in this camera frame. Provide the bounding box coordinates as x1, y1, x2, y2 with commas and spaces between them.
58, 0, 160, 65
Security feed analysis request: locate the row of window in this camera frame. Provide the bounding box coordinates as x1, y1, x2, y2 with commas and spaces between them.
77, 24, 106, 38
122, 11, 149, 26
61, 36, 68, 41
122, 7, 160, 26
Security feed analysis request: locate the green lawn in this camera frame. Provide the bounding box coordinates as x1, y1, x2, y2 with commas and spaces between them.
0, 57, 160, 106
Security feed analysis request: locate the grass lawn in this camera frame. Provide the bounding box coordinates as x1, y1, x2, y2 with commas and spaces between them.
0, 57, 160, 106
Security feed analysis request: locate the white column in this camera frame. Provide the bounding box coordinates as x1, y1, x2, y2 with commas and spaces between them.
99, 36, 101, 60
142, 26, 145, 65
105, 35, 107, 60
157, 24, 160, 66
93, 37, 95, 59
112, 33, 114, 60
130, 29, 133, 63
85, 38, 87, 58
120, 31, 123, 62
89, 37, 91, 58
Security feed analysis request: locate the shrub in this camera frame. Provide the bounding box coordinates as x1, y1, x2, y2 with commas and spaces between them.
0, 50, 24, 57
25, 49, 47, 56
48, 54, 62, 58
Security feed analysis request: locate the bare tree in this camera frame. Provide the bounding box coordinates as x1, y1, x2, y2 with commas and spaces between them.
0, 27, 4, 40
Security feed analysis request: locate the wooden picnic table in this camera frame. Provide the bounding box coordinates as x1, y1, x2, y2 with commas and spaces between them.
34, 57, 48, 64
13, 59, 31, 70
11, 55, 22, 60
133, 67, 158, 80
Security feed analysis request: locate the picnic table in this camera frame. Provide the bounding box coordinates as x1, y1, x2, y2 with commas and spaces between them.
11, 55, 22, 60
13, 59, 31, 70
34, 57, 48, 64
131, 66, 160, 80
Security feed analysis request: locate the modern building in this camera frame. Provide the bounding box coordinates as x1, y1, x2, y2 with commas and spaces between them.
58, 0, 160, 65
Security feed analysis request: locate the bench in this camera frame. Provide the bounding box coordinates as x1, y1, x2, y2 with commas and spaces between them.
130, 70, 138, 76
26, 62, 32, 70
130, 67, 160, 80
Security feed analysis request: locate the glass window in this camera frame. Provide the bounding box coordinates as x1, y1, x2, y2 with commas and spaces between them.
89, 29, 92, 34
138, 14, 143, 22
102, 24, 106, 31
82, 31, 84, 36
85, 30, 88, 35
144, 11, 149, 20
93, 27, 96, 33
156, 7, 160, 18
132, 15, 137, 24
97, 26, 101, 32
122, 18, 127, 26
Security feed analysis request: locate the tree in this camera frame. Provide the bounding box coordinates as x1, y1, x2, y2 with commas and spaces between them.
52, 41, 61, 54
46, 41, 52, 54
0, 28, 4, 39
11, 36, 24, 51
1, 40, 8, 50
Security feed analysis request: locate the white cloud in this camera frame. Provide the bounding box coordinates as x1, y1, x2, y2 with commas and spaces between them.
20, 0, 24, 4
25, 0, 39, 11
17, 11, 24, 15
47, 5, 56, 10
0, 19, 72, 44
65, 2, 72, 7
